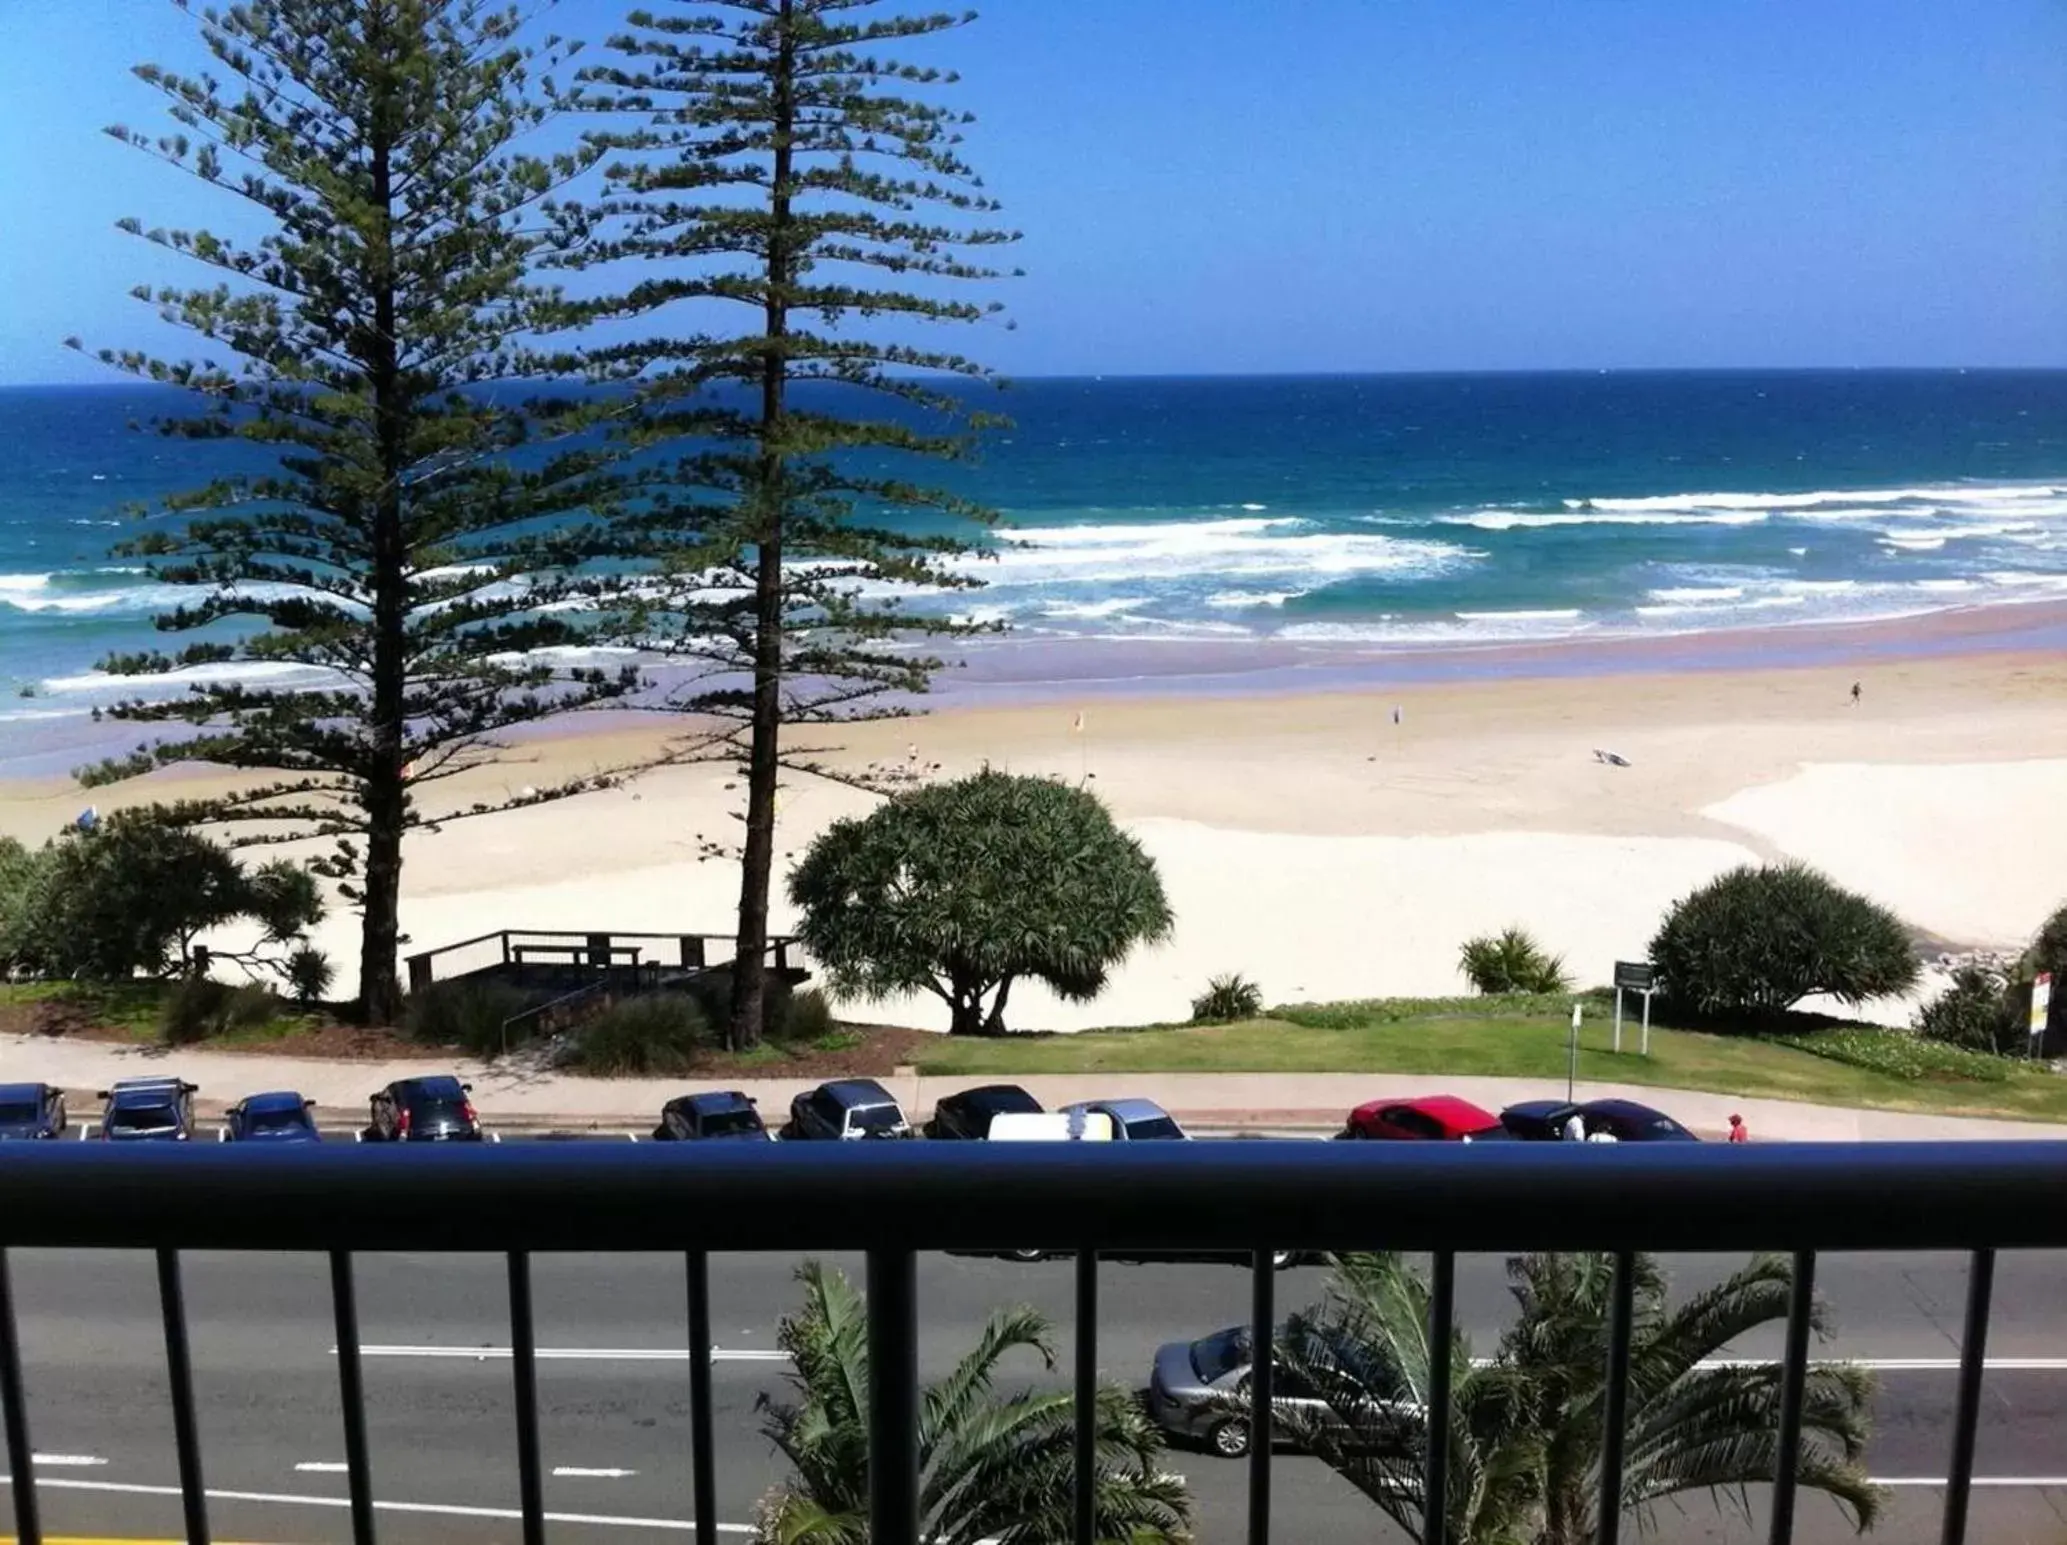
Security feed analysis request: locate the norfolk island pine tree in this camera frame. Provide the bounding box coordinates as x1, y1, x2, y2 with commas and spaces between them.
71, 1, 664, 1021
565, 0, 1018, 1047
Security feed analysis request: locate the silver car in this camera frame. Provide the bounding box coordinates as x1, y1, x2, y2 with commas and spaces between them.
1057, 1097, 1187, 1140
1147, 1325, 1414, 1458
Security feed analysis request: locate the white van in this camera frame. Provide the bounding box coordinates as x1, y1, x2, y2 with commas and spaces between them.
987, 1110, 1115, 1142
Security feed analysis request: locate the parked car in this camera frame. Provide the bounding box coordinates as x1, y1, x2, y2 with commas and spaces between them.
781, 1079, 912, 1141
653, 1090, 769, 1141
1339, 1093, 1505, 1142
361, 1075, 483, 1143
0, 1082, 67, 1141
1147, 1324, 1407, 1458
223, 1090, 321, 1143
97, 1077, 198, 1142
923, 1083, 1043, 1140
1057, 1097, 1187, 1141
1500, 1097, 1699, 1143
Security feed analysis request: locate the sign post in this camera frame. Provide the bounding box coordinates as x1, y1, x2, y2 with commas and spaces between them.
1567, 1002, 1582, 1102
1612, 961, 1656, 1056
2032, 972, 2054, 1059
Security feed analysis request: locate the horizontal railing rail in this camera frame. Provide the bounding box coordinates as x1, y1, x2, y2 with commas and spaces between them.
2, 1142, 2063, 1545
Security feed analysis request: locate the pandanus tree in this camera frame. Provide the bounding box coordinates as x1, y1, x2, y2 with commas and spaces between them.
76, 0, 645, 1022
753, 1261, 1191, 1544
787, 770, 1173, 1035
1265, 1251, 1881, 1545
568, 0, 1017, 1048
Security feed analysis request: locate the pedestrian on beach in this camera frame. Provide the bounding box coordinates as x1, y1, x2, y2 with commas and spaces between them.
1392, 704, 1402, 726
1850, 681, 1861, 705
1728, 1113, 1749, 1143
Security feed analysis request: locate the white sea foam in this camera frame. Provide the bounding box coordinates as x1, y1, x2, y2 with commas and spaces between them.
1240, 502, 1268, 511
1204, 590, 1296, 608
1452, 608, 1584, 622
978, 517, 1477, 587
1566, 483, 2063, 514
41, 660, 348, 695
1036, 597, 1153, 620
1646, 586, 1744, 604
1449, 509, 1768, 530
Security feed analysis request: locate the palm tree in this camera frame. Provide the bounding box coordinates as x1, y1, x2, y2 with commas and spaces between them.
1269, 1252, 1881, 1545
754, 1261, 1191, 1544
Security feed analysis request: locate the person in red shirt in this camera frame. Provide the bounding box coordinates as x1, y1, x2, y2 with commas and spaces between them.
1727, 1113, 1749, 1143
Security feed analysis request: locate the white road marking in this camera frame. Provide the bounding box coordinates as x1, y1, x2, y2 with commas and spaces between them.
294, 1461, 348, 1473
0, 1475, 753, 1532
30, 1454, 105, 1467
554, 1466, 638, 1478
344, 1343, 788, 1363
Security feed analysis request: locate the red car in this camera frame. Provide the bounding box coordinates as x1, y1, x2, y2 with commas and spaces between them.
1340, 1094, 1504, 1142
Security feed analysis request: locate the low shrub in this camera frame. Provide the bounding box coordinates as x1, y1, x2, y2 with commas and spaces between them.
1458, 927, 1571, 995
285, 946, 335, 1005
1771, 1027, 2015, 1084
160, 978, 283, 1045
1190, 973, 1264, 1023
563, 993, 712, 1076
1274, 991, 1606, 1030
404, 979, 536, 1056
771, 986, 836, 1044
1915, 965, 2021, 1055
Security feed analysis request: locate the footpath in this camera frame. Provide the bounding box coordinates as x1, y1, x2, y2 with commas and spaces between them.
10, 1033, 2067, 1142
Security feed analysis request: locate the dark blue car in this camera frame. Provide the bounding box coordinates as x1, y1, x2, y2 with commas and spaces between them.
654, 1090, 768, 1141
0, 1082, 67, 1141
97, 1077, 198, 1142
224, 1090, 321, 1143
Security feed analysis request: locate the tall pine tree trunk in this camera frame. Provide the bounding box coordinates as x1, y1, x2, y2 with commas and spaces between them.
358, 57, 407, 1027
729, 0, 798, 1050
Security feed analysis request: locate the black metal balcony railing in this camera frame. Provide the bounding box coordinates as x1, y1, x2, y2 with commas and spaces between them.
2, 1140, 2066, 1545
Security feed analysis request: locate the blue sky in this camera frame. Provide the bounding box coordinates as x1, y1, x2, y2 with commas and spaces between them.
1, 0, 2062, 383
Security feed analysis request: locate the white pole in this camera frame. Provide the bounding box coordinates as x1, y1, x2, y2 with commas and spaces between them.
1613, 987, 1624, 1054
1568, 1003, 1582, 1102
1641, 989, 1653, 1056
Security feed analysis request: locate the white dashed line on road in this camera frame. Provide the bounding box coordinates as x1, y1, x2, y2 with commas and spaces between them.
30, 1454, 106, 1467
294, 1461, 349, 1473
553, 1466, 639, 1478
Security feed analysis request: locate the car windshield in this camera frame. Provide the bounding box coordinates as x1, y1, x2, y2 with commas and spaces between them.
0, 1100, 38, 1124
848, 1104, 903, 1133
699, 1108, 761, 1136
243, 1107, 308, 1134
1123, 1116, 1184, 1140
111, 1104, 178, 1131
1189, 1327, 1250, 1383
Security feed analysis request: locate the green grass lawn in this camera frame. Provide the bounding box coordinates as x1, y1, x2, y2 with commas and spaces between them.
0, 979, 318, 1048
913, 994, 2067, 1123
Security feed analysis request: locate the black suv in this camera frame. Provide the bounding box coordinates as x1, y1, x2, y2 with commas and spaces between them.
362, 1076, 483, 1142
781, 1078, 912, 1141
97, 1077, 197, 1142
0, 1082, 67, 1141
654, 1090, 768, 1141
923, 1083, 1043, 1140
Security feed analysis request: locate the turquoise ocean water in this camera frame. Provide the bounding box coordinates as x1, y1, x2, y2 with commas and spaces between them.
3, 370, 2065, 769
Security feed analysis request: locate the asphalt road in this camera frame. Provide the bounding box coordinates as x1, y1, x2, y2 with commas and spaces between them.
3, 1246, 2066, 1544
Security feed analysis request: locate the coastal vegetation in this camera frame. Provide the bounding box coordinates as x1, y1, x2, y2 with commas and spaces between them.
570, 1, 1017, 1049
1649, 863, 1919, 1021
75, 0, 648, 1023
1268, 1251, 1877, 1544
753, 1261, 1190, 1544
790, 771, 1172, 1036
1191, 973, 1266, 1023
1458, 926, 1572, 995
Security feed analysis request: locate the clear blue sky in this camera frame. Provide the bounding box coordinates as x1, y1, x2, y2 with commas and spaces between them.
2, 0, 2062, 384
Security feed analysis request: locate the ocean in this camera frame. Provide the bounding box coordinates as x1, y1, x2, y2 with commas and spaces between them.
4, 370, 2066, 768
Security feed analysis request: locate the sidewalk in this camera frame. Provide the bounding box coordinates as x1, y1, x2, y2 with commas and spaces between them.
10, 1033, 2067, 1142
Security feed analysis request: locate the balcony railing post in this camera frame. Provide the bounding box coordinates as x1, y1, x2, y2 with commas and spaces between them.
1596, 1250, 1636, 1545
1424, 1251, 1456, 1545
685, 1250, 717, 1545
867, 1247, 920, 1544
1247, 1249, 1273, 1545
507, 1251, 546, 1545
1074, 1250, 1098, 1545
1767, 1249, 1818, 1545
1940, 1248, 1996, 1545
156, 1247, 210, 1545
0, 1249, 42, 1545
328, 1251, 377, 1545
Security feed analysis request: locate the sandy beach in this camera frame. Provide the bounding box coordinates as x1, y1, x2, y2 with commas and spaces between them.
4, 641, 2064, 1032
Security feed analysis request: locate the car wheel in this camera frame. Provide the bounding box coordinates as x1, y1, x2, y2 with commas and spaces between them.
1271, 1250, 1296, 1270
1008, 1248, 1046, 1263
1209, 1419, 1251, 1459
